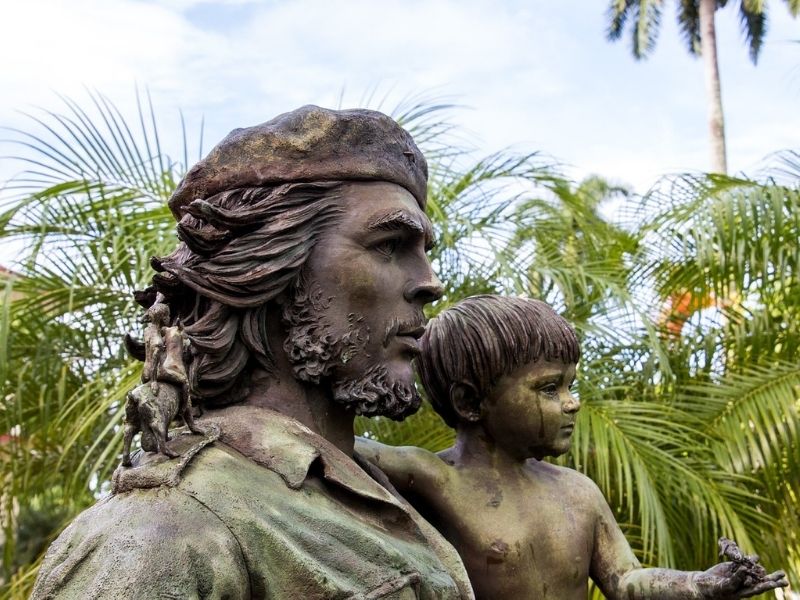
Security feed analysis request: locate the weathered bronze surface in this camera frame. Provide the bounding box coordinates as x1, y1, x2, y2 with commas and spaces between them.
31, 106, 473, 599
122, 303, 204, 466
357, 294, 788, 600
31, 104, 785, 599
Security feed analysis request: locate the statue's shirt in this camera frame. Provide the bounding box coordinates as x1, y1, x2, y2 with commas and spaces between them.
32, 406, 473, 599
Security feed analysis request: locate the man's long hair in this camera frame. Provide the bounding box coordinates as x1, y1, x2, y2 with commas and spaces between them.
143, 181, 345, 407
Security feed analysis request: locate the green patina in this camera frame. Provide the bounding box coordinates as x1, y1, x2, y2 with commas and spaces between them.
32, 406, 472, 600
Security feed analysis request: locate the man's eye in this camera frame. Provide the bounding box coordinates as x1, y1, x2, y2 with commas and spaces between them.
374, 239, 399, 258
539, 383, 558, 396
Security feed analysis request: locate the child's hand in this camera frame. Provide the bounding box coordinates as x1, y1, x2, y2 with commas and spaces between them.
693, 542, 787, 599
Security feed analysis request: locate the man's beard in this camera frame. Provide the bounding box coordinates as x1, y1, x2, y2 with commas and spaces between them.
281, 279, 421, 421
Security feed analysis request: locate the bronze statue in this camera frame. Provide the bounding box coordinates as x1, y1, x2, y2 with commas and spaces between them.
121, 304, 204, 466
141, 302, 168, 391
357, 295, 788, 600
32, 106, 474, 599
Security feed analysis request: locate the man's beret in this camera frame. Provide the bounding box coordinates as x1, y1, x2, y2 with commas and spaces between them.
168, 105, 428, 219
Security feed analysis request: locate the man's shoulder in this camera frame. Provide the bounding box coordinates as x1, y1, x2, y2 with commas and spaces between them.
32, 439, 316, 600
34, 411, 472, 600
32, 483, 249, 599
32, 427, 275, 599
113, 423, 221, 493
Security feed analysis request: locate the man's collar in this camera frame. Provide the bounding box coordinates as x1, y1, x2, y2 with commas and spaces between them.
199, 405, 406, 509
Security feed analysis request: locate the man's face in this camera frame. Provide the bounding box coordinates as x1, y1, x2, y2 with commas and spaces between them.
283, 181, 443, 419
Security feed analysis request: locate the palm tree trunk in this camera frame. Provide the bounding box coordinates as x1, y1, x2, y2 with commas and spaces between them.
699, 0, 728, 174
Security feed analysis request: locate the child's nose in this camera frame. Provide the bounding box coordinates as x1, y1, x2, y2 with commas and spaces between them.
563, 392, 580, 414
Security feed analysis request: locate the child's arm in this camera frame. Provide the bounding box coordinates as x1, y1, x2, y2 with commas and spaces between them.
354, 437, 448, 495
589, 483, 787, 599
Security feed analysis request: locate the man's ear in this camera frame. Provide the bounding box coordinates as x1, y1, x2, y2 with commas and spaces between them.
449, 381, 482, 422
273, 289, 290, 306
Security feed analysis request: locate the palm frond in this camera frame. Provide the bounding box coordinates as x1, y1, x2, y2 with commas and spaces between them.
739, 0, 768, 63
355, 401, 455, 452
606, 0, 664, 59
680, 362, 800, 474
677, 0, 703, 54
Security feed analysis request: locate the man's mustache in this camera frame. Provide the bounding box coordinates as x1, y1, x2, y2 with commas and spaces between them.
382, 315, 427, 348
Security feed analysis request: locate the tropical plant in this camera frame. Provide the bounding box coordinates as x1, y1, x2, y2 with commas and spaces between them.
636, 164, 800, 586
1, 92, 798, 600
0, 91, 187, 596
606, 0, 800, 174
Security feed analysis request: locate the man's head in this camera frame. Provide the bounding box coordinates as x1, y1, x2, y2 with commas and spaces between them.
282, 181, 441, 419
167, 105, 428, 220
417, 295, 581, 429
142, 303, 170, 326
145, 106, 441, 418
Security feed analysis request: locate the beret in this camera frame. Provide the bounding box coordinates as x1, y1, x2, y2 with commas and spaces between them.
168, 105, 428, 219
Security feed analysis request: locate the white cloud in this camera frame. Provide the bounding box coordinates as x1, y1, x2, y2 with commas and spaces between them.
0, 0, 797, 198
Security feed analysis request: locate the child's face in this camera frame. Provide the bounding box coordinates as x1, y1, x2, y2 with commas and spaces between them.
483, 359, 578, 460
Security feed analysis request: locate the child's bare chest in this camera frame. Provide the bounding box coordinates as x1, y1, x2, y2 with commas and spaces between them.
442, 475, 595, 599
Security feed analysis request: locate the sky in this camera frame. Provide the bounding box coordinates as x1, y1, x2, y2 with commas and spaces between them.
0, 0, 798, 196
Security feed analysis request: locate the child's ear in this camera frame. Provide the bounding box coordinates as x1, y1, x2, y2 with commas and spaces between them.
449, 381, 482, 422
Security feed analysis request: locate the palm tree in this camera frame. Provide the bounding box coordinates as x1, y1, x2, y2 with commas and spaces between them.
2, 92, 798, 598
0, 91, 185, 595
607, 0, 800, 174
637, 164, 800, 584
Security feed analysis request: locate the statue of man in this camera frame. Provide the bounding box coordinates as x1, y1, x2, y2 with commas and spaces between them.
140, 302, 170, 394
122, 304, 203, 466
32, 106, 474, 599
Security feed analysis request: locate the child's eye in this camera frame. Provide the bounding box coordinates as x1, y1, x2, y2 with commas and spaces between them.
539, 383, 558, 396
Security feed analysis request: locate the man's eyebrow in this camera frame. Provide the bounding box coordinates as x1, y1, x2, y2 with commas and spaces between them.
366, 209, 435, 249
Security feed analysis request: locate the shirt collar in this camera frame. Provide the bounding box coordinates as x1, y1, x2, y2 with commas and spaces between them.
199, 405, 406, 509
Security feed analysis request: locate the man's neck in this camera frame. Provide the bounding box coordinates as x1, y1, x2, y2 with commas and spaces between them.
240, 307, 356, 457
244, 368, 356, 456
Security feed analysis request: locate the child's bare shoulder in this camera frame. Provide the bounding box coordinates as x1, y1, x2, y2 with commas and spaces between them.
528, 461, 608, 511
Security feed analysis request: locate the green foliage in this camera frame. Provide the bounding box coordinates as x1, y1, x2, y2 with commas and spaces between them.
639, 169, 800, 584
606, 0, 798, 63
0, 91, 185, 596
1, 93, 799, 599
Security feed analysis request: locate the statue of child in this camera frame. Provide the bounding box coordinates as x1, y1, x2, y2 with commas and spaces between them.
356, 294, 787, 599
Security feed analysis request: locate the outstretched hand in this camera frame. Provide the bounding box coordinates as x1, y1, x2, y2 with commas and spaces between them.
693, 538, 787, 599
695, 561, 786, 598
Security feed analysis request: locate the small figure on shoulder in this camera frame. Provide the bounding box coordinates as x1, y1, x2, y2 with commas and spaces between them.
121, 302, 205, 467
141, 302, 169, 394
356, 294, 787, 600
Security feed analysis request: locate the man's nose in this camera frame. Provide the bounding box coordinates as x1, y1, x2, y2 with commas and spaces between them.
404, 266, 444, 304
563, 392, 580, 414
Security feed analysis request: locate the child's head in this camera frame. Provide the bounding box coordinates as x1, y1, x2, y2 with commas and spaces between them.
417, 295, 580, 428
